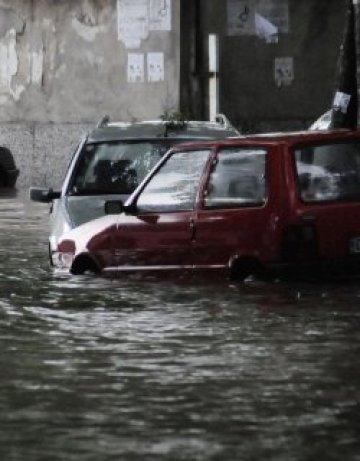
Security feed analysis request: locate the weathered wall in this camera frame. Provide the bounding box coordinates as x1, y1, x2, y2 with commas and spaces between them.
0, 0, 353, 187
0, 0, 180, 187
220, 0, 345, 132
180, 0, 347, 133
0, 122, 93, 189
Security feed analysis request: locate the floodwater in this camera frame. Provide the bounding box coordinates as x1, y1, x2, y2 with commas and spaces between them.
0, 189, 360, 461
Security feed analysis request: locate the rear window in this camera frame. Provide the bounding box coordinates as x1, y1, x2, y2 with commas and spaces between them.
294, 142, 360, 202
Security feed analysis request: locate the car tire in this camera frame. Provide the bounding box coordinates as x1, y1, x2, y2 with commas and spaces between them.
231, 257, 268, 282
71, 255, 100, 275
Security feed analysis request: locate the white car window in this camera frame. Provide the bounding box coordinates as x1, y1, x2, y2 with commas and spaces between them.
295, 142, 360, 201
204, 148, 267, 208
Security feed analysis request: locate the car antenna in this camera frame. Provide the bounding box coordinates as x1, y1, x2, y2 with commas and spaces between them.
96, 115, 110, 128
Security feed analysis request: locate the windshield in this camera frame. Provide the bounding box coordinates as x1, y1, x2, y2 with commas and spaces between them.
294, 141, 360, 202
68, 141, 171, 195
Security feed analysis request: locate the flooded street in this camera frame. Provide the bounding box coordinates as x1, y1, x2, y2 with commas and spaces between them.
0, 190, 360, 460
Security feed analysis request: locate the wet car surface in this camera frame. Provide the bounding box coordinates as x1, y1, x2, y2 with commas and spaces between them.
30, 116, 240, 264
56, 129, 360, 280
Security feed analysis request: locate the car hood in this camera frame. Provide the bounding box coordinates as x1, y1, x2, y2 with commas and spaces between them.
59, 213, 117, 248
64, 194, 129, 229
58, 211, 136, 256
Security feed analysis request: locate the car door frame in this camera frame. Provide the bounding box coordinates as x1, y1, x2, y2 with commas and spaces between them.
191, 142, 288, 274
111, 146, 215, 273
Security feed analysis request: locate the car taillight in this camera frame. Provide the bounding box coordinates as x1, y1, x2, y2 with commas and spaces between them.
281, 224, 318, 261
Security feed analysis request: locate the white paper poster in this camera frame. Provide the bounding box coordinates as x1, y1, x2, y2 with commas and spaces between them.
117, 0, 149, 48
257, 0, 289, 34
255, 13, 278, 43
127, 53, 145, 82
147, 52, 164, 82
227, 0, 289, 37
274, 57, 294, 87
333, 91, 351, 114
149, 0, 171, 30
118, 0, 172, 48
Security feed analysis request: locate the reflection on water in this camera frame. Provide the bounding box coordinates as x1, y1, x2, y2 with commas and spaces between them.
1, 190, 360, 460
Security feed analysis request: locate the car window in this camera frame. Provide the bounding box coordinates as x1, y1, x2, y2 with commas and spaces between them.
69, 141, 168, 195
136, 150, 211, 213
295, 142, 360, 202
204, 147, 267, 208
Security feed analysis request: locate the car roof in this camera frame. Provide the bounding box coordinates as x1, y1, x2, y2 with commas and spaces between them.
170, 129, 360, 151
86, 119, 240, 143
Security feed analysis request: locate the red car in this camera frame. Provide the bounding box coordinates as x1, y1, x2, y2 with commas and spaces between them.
55, 129, 360, 280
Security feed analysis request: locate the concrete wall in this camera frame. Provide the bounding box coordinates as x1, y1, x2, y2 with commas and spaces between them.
0, 122, 92, 189
0, 0, 180, 187
0, 0, 352, 187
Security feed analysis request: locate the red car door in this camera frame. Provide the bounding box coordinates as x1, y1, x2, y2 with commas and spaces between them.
192, 145, 284, 272
111, 148, 211, 273
111, 211, 195, 271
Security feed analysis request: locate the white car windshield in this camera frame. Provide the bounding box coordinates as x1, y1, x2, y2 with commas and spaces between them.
69, 141, 171, 195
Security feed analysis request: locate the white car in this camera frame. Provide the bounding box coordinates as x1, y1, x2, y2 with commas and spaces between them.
30, 115, 240, 265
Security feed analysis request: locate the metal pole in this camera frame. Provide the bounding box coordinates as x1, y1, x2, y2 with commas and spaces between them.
208, 34, 219, 121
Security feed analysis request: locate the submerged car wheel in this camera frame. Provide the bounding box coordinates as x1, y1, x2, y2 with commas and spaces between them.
71, 255, 100, 275
231, 257, 268, 282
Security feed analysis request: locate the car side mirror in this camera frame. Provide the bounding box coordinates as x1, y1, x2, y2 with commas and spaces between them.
104, 200, 125, 214
29, 187, 61, 203
105, 200, 137, 215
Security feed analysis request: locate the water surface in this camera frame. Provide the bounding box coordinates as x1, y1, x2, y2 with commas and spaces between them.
0, 190, 360, 461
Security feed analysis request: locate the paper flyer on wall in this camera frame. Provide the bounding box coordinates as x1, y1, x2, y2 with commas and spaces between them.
117, 0, 149, 48
127, 53, 145, 82
226, 0, 289, 37
149, 0, 171, 31
147, 52, 164, 82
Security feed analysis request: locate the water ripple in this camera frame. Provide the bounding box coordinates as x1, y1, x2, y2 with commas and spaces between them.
0, 191, 360, 460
